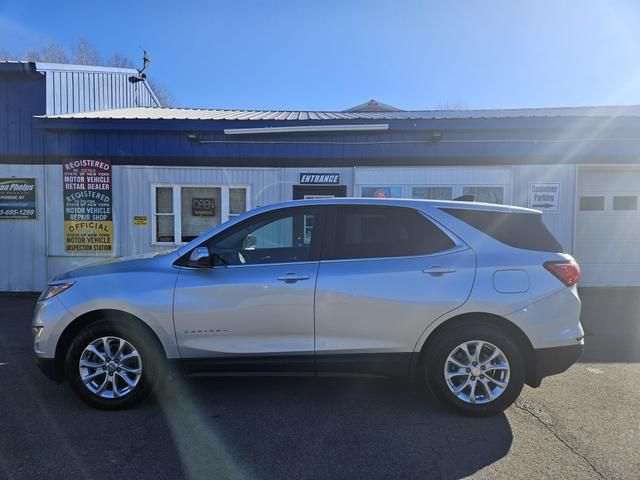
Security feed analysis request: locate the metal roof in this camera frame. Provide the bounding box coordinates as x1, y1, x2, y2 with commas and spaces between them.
0, 60, 139, 75
38, 104, 640, 121
343, 99, 404, 112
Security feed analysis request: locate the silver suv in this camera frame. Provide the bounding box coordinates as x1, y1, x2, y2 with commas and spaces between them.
33, 199, 584, 416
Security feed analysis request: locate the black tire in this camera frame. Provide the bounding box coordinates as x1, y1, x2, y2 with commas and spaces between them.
65, 319, 163, 410
424, 320, 525, 417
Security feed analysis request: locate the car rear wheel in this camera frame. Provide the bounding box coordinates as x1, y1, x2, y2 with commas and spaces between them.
424, 321, 525, 416
65, 320, 162, 410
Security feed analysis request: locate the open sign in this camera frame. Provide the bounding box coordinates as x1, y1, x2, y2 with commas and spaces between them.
192, 198, 215, 216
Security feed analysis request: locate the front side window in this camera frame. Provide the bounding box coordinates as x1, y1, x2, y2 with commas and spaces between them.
205, 207, 320, 266
326, 205, 455, 260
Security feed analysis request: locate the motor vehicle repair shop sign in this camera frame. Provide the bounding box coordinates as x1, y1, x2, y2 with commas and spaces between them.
0, 178, 36, 219
63, 159, 112, 253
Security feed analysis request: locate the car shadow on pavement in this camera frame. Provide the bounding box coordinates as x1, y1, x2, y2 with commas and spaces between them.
578, 287, 640, 363
150, 375, 513, 480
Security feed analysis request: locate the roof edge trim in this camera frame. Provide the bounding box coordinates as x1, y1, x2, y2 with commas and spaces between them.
224, 124, 390, 135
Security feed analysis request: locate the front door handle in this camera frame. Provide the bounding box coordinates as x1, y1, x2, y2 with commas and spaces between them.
423, 266, 456, 276
277, 273, 311, 283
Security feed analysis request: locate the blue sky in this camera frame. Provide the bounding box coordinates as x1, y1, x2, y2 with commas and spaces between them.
2, 0, 640, 110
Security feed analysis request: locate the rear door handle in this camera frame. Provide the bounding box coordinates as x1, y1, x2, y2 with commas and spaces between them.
277, 273, 311, 283
423, 266, 456, 276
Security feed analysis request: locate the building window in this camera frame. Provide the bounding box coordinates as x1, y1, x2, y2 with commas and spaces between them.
613, 196, 637, 211
152, 185, 249, 244
411, 186, 453, 200
155, 187, 175, 243
360, 186, 402, 198
229, 187, 247, 219
462, 186, 504, 204
580, 196, 605, 211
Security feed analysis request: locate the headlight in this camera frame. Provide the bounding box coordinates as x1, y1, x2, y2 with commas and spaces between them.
39, 282, 75, 301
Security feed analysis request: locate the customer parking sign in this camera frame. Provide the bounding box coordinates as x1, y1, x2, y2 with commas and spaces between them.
528, 183, 560, 212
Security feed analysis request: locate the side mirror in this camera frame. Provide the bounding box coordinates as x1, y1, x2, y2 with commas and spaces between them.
188, 247, 211, 267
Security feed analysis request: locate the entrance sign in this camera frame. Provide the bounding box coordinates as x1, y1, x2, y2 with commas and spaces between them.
63, 159, 113, 253
0, 178, 36, 219
299, 173, 340, 185
528, 183, 560, 212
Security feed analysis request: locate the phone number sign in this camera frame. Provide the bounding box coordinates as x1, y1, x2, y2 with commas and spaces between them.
63, 159, 113, 253
0, 178, 37, 219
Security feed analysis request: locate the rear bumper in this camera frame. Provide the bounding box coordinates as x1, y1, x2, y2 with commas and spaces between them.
527, 343, 584, 387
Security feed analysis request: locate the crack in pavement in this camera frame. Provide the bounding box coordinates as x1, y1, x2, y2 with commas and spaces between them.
514, 400, 607, 480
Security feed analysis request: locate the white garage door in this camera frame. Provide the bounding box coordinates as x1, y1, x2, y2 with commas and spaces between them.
575, 168, 640, 286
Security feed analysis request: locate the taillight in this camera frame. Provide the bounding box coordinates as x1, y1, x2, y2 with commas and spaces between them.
544, 260, 581, 287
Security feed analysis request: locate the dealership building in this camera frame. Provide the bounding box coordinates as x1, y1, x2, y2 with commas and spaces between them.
1, 60, 639, 291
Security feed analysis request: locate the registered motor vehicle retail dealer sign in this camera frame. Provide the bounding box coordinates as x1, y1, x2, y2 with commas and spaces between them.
63, 159, 112, 253
528, 183, 560, 212
0, 178, 36, 219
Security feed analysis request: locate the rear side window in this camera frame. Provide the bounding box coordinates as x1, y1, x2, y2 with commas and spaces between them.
326, 205, 455, 260
441, 208, 563, 252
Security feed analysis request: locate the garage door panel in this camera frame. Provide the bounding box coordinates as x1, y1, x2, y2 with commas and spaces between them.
575, 241, 640, 264
576, 168, 640, 286
576, 216, 640, 242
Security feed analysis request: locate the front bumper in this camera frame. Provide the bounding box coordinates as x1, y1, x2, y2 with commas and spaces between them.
527, 343, 584, 387
33, 355, 64, 383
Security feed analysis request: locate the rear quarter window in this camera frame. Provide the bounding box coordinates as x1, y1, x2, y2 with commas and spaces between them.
327, 205, 456, 260
441, 208, 563, 253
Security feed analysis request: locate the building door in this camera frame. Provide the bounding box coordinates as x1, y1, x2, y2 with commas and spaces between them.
293, 185, 347, 200
575, 167, 640, 286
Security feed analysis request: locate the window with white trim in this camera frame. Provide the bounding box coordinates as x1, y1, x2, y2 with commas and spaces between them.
462, 186, 504, 204
411, 186, 453, 200
152, 185, 249, 244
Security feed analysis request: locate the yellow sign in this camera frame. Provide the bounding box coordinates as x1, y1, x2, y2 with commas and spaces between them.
133, 216, 148, 225
64, 221, 112, 253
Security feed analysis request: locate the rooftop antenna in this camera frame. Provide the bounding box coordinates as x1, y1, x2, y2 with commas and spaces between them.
128, 49, 150, 83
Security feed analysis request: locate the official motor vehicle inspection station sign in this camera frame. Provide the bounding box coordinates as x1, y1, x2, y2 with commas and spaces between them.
62, 159, 113, 253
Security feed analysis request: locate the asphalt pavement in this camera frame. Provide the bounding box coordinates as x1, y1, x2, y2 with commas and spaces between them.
0, 288, 639, 480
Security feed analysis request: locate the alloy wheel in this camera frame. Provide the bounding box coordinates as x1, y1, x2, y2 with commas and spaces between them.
443, 340, 510, 404
78, 336, 143, 399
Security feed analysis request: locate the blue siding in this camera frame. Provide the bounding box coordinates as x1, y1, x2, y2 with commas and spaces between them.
0, 72, 46, 158
37, 121, 640, 166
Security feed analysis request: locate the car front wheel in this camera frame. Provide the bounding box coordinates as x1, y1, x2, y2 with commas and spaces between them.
65, 320, 162, 409
425, 321, 525, 416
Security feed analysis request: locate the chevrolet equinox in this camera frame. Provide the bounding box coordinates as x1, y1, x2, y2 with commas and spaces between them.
33, 198, 584, 416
